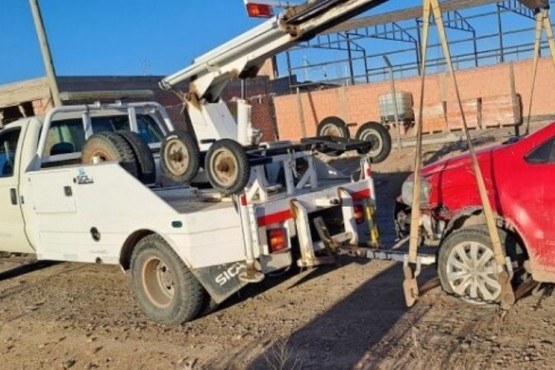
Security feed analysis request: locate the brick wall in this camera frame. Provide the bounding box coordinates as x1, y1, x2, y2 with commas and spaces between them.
273, 57, 555, 140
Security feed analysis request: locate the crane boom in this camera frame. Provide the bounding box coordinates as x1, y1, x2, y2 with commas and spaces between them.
159, 0, 387, 150
160, 0, 386, 100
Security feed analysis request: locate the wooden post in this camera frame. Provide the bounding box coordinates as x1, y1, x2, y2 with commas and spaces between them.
29, 0, 62, 107
295, 87, 307, 138
383, 56, 403, 150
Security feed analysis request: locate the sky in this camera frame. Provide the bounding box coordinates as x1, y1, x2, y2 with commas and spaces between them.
0, 0, 414, 85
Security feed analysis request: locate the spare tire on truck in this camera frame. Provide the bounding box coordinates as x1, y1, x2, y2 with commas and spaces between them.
81, 131, 139, 178
117, 130, 156, 185
355, 121, 392, 163
160, 129, 201, 185
205, 139, 250, 195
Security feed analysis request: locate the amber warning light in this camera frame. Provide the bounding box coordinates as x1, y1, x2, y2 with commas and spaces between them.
245, 2, 274, 18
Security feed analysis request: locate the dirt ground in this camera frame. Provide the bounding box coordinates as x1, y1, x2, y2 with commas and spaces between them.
2, 125, 555, 370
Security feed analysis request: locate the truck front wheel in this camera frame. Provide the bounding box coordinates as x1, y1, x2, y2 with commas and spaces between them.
131, 234, 206, 325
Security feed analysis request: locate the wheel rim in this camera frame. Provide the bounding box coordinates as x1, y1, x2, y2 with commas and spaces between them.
360, 129, 383, 157
142, 256, 175, 308
321, 123, 344, 138
165, 139, 190, 176
446, 241, 501, 302
88, 149, 114, 162
210, 148, 239, 187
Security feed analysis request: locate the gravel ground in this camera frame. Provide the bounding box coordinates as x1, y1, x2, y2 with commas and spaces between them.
1, 125, 554, 370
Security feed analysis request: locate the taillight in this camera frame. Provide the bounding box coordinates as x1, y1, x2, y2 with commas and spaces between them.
268, 228, 287, 253
353, 204, 365, 225
245, 2, 274, 18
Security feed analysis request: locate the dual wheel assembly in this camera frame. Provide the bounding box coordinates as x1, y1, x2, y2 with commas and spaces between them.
160, 129, 250, 195
316, 116, 392, 163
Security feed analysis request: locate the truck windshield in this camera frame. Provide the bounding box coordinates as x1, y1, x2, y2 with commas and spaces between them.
0, 128, 20, 177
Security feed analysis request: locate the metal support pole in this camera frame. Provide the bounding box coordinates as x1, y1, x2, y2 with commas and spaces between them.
241, 79, 247, 99
363, 50, 370, 84
383, 56, 403, 150
345, 32, 356, 86
415, 19, 423, 75
414, 40, 421, 75
525, 8, 555, 134
286, 50, 294, 91
29, 0, 62, 107
472, 30, 478, 67
497, 4, 505, 63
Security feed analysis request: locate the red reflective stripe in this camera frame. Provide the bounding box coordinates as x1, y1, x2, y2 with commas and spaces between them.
351, 188, 371, 200
240, 195, 247, 206
257, 210, 292, 227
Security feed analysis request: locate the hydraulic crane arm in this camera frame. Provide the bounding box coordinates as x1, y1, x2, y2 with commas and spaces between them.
159, 0, 387, 102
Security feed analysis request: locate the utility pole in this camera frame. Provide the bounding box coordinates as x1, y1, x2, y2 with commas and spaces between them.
29, 0, 62, 107
383, 56, 402, 150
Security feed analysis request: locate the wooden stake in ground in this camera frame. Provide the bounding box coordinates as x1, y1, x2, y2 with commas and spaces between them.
404, 0, 516, 309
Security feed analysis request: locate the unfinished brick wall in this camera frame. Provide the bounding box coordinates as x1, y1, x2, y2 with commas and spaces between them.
31, 98, 53, 115
273, 57, 555, 140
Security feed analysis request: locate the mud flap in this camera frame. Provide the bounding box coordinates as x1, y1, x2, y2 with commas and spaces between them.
191, 261, 249, 304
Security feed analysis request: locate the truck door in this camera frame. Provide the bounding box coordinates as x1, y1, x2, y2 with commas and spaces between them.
0, 127, 34, 253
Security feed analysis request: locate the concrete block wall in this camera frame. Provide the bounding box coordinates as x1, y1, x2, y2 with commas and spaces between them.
272, 57, 555, 140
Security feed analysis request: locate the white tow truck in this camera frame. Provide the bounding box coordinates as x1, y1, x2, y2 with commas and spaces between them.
0, 0, 389, 325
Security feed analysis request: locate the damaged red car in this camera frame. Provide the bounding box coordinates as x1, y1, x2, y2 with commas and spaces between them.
395, 122, 555, 303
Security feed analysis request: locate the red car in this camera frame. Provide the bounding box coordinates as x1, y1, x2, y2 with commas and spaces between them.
395, 122, 555, 303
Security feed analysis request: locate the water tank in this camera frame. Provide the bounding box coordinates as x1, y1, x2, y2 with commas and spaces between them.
378, 92, 414, 122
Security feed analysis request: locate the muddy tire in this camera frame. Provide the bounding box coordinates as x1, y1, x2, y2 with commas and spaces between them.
205, 139, 250, 195
355, 121, 392, 163
160, 130, 200, 184
81, 132, 139, 178
316, 116, 349, 138
117, 131, 156, 184
437, 226, 526, 304
131, 234, 206, 325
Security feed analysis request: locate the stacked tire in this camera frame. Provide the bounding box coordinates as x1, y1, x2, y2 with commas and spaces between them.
81, 131, 156, 184
159, 129, 250, 195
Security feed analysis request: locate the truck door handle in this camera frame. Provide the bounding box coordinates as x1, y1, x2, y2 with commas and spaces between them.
10, 188, 17, 205
64, 186, 73, 197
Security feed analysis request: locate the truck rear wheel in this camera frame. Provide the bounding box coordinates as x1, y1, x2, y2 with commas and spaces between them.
130, 234, 206, 325
81, 132, 139, 178
160, 130, 200, 184
205, 139, 250, 195
355, 122, 392, 163
117, 131, 156, 184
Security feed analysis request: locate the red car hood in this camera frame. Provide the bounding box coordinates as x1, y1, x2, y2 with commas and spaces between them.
420, 143, 501, 177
